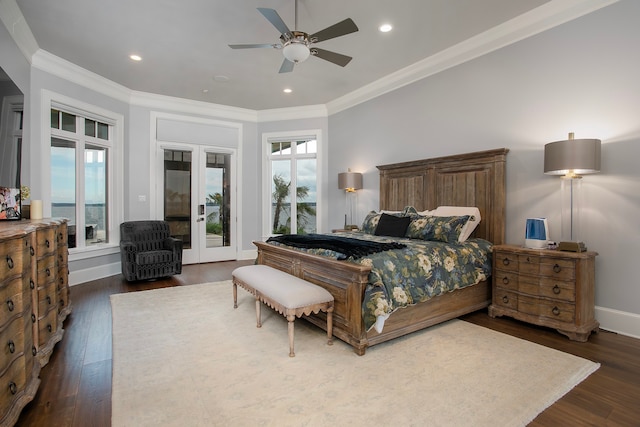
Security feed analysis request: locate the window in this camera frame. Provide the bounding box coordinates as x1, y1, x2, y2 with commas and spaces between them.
265, 135, 318, 235
50, 108, 112, 248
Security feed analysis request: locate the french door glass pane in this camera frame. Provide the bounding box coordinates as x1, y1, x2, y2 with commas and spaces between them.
296, 158, 317, 234
164, 150, 191, 249
51, 138, 76, 247
85, 145, 107, 244
205, 152, 231, 248
271, 159, 291, 234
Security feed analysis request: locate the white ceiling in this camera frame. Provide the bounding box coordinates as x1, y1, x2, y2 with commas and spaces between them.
6, 0, 610, 111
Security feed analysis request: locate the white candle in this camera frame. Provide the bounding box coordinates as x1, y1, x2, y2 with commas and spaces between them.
30, 200, 43, 219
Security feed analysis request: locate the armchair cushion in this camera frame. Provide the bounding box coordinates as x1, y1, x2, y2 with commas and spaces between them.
120, 220, 183, 281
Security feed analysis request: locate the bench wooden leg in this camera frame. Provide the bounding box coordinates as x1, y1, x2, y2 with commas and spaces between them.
255, 297, 262, 328
287, 315, 295, 357
233, 282, 238, 308
327, 307, 334, 346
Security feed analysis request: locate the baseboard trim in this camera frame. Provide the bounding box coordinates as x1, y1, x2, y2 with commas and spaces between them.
596, 306, 640, 339
239, 249, 257, 261
69, 262, 120, 286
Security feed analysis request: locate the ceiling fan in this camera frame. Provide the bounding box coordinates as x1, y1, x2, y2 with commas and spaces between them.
228, 0, 359, 73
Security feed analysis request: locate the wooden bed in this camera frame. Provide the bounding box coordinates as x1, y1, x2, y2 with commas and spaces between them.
254, 148, 509, 355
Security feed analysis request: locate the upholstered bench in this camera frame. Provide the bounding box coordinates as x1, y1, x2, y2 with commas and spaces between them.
232, 265, 334, 357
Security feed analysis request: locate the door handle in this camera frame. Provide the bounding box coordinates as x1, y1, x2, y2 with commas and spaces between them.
196, 218, 204, 222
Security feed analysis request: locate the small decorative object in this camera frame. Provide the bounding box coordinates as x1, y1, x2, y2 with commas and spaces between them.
0, 187, 21, 220
30, 200, 43, 220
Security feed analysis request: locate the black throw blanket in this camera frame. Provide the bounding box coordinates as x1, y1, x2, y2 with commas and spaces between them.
266, 234, 406, 260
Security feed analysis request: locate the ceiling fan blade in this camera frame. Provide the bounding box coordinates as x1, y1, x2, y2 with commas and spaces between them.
310, 18, 358, 43
228, 43, 281, 49
311, 48, 352, 67
257, 8, 291, 35
279, 59, 295, 73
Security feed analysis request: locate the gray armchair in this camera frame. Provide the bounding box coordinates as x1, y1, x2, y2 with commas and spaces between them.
119, 220, 183, 282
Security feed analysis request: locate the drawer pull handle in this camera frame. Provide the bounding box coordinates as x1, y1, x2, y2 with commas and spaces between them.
553, 285, 561, 294
502, 295, 509, 304
552, 306, 560, 316
46, 239, 50, 248
32, 346, 37, 356
46, 268, 51, 276
31, 313, 36, 323
47, 324, 52, 333
9, 381, 17, 395
60, 299, 65, 307
526, 256, 531, 262
502, 258, 510, 266
46, 295, 52, 305
30, 246, 35, 256
6, 255, 13, 269
553, 264, 561, 273
502, 276, 509, 285
7, 299, 14, 311
30, 280, 35, 289
8, 340, 15, 354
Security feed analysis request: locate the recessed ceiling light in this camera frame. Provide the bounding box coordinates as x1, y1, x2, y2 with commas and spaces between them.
213, 75, 230, 82
283, 88, 292, 94
379, 24, 392, 33
202, 89, 209, 93
129, 54, 142, 61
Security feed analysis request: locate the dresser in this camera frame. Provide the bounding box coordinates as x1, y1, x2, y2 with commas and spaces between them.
488, 244, 598, 342
0, 219, 71, 427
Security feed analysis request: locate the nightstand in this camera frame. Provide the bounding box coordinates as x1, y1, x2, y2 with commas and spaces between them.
488, 244, 599, 342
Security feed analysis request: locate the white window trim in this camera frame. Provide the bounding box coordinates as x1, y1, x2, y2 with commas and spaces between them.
41, 90, 124, 258
261, 129, 323, 239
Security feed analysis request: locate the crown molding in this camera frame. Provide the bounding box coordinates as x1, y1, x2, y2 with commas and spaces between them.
0, 0, 38, 60
130, 91, 258, 123
326, 0, 619, 116
256, 104, 327, 122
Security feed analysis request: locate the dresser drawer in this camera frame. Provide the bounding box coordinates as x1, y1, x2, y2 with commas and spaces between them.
36, 255, 56, 288
37, 282, 58, 317
0, 355, 27, 416
518, 295, 575, 323
37, 309, 58, 348
0, 316, 25, 373
0, 236, 29, 280
518, 253, 541, 275
36, 228, 56, 257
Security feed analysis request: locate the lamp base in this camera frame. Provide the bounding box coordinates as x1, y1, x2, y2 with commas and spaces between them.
558, 241, 587, 252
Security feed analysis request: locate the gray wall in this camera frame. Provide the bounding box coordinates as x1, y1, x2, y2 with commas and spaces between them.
328, 1, 640, 327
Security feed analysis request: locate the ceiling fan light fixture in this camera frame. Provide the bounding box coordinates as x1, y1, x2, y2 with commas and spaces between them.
283, 42, 310, 63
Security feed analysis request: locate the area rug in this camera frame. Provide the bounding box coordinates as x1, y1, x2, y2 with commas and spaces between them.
111, 281, 599, 427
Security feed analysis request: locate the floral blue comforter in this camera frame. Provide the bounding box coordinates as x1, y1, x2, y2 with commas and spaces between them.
266, 231, 493, 332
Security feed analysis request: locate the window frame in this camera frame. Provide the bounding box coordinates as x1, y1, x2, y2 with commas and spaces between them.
42, 90, 124, 258
261, 129, 323, 238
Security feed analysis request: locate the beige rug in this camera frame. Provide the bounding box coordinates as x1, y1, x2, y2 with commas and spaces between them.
111, 281, 599, 427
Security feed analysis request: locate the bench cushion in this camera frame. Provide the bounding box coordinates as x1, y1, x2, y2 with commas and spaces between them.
232, 265, 333, 308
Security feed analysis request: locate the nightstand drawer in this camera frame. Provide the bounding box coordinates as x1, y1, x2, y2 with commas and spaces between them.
494, 251, 518, 271
540, 258, 575, 281
493, 289, 518, 311
518, 254, 541, 275
518, 275, 576, 302
493, 270, 518, 290
519, 295, 575, 323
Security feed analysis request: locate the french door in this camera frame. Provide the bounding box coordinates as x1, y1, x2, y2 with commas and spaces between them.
159, 143, 236, 264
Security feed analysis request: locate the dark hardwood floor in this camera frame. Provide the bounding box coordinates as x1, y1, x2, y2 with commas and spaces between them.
14, 260, 640, 426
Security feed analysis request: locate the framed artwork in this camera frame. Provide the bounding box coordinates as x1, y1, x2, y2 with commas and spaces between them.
0, 187, 21, 220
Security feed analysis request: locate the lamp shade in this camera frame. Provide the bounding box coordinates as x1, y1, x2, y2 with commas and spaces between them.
544, 133, 601, 176
338, 171, 363, 192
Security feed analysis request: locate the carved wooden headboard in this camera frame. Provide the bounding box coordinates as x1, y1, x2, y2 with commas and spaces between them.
377, 148, 509, 244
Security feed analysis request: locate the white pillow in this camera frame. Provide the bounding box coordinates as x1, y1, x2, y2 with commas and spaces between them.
419, 206, 481, 243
